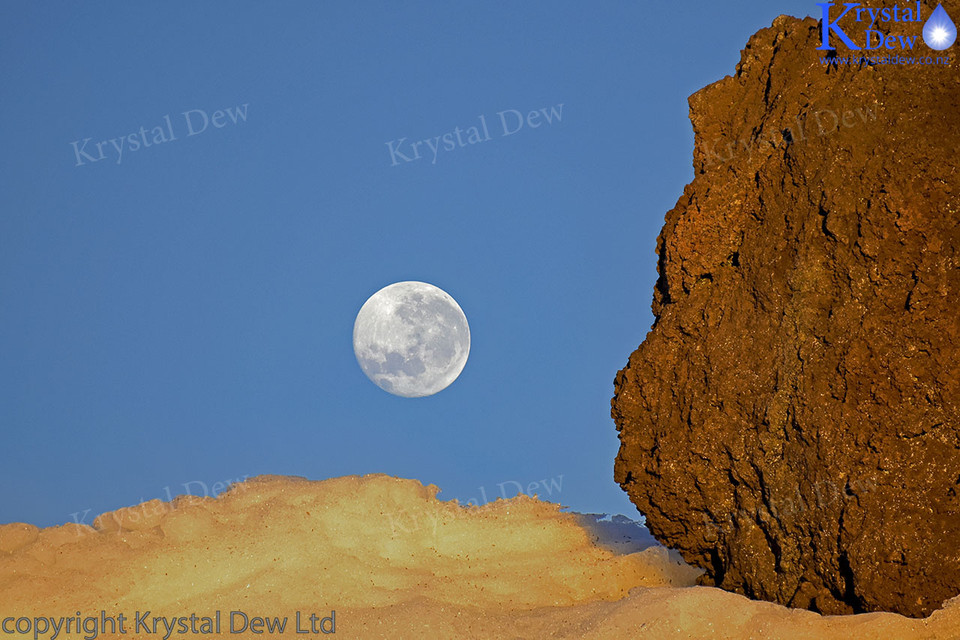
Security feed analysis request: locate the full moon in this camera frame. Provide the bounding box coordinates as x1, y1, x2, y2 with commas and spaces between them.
353, 281, 470, 397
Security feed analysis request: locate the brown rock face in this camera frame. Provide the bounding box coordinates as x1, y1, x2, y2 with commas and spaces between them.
612, 5, 960, 618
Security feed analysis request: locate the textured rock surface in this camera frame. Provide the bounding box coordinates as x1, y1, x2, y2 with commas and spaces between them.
613, 4, 960, 618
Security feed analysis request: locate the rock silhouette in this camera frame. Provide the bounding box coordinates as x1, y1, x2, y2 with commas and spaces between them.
612, 6, 960, 618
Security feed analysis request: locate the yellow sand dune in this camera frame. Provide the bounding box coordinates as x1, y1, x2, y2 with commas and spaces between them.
1, 475, 958, 639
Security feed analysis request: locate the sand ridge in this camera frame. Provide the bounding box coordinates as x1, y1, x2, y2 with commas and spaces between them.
1, 474, 959, 639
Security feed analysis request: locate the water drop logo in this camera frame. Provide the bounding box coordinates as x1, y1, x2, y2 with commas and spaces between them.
923, 4, 957, 50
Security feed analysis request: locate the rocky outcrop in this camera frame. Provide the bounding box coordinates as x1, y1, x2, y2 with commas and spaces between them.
612, 5, 960, 618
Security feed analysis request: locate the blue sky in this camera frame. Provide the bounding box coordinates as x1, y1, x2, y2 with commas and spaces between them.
0, 1, 817, 527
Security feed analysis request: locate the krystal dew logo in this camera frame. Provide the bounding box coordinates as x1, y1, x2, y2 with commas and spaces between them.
924, 4, 959, 48
817, 2, 957, 51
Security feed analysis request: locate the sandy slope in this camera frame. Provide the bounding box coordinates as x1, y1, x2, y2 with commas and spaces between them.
1, 475, 958, 639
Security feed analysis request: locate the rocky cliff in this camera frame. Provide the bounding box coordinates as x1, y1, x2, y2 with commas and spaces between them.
612, 4, 960, 618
